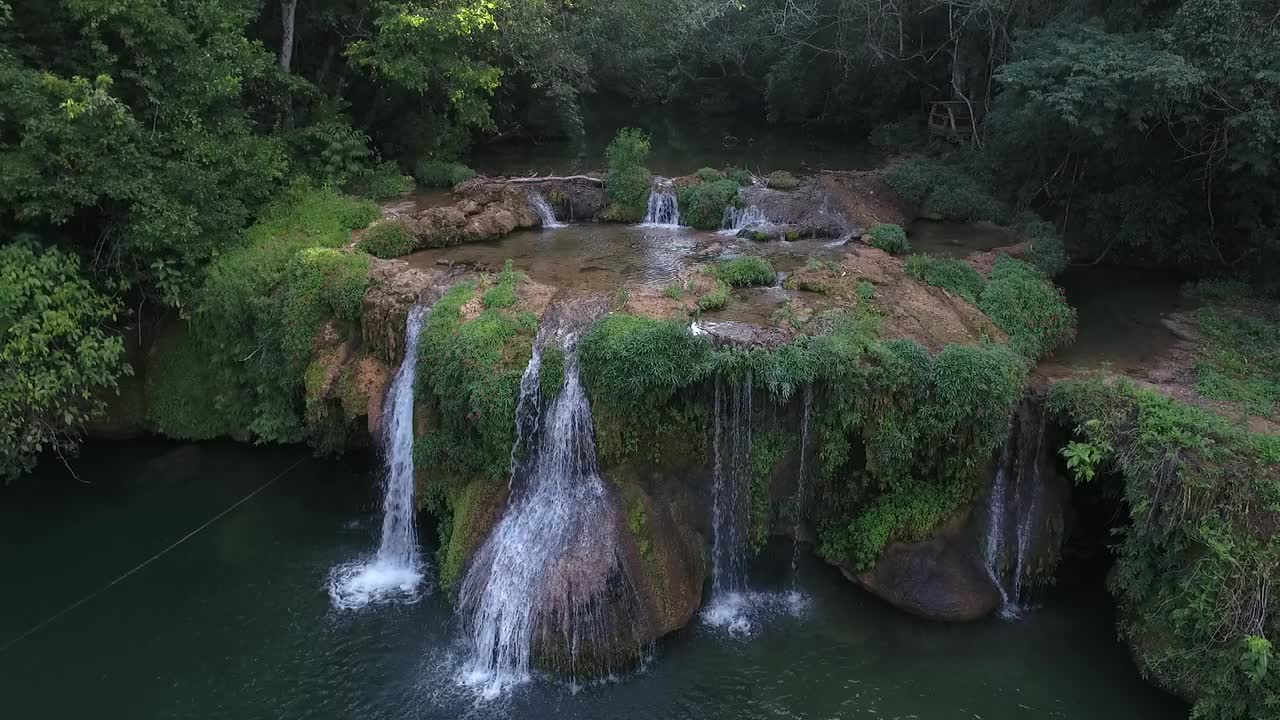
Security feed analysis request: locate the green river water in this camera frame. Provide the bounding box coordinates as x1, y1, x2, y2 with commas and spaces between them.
0, 441, 1185, 719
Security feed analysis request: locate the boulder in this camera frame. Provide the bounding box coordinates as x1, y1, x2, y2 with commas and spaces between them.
850, 509, 1001, 621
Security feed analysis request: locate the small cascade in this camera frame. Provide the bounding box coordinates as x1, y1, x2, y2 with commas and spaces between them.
528, 191, 566, 228
459, 315, 647, 697
983, 398, 1050, 618
790, 384, 814, 578
710, 373, 752, 595
641, 179, 681, 227
328, 304, 431, 609
719, 205, 768, 236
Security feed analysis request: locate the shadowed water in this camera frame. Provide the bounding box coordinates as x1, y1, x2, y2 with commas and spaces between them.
0, 442, 1185, 719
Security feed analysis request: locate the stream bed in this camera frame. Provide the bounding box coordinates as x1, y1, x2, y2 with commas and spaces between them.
0, 442, 1184, 719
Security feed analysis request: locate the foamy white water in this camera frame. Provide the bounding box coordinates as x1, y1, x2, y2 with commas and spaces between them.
329, 304, 431, 609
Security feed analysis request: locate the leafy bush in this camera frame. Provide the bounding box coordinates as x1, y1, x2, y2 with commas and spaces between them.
710, 257, 776, 287
579, 315, 713, 409
183, 186, 378, 445
1, 244, 126, 480
604, 128, 653, 222
834, 480, 969, 569
1016, 212, 1068, 277
1049, 377, 1280, 720
904, 255, 986, 302
725, 167, 753, 186
360, 220, 417, 259
678, 178, 742, 230
414, 160, 476, 188
694, 167, 724, 182
881, 157, 1006, 223
349, 161, 413, 198
765, 170, 800, 190
979, 256, 1076, 362
868, 224, 911, 255
415, 283, 536, 483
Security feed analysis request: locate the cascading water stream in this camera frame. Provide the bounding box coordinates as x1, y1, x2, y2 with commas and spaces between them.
328, 304, 431, 609
719, 205, 767, 236
983, 398, 1049, 618
459, 318, 647, 698
529, 191, 566, 228
641, 179, 681, 227
790, 384, 813, 580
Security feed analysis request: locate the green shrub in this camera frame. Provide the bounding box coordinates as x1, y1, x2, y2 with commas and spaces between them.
868, 223, 911, 255
904, 255, 986, 302
539, 345, 566, 402
0, 243, 126, 480
415, 285, 536, 482
190, 186, 379, 445
678, 178, 742, 230
482, 260, 523, 309
709, 256, 776, 287
605, 128, 653, 222
144, 324, 243, 442
694, 167, 724, 182
349, 160, 413, 198
725, 167, 753, 186
697, 281, 730, 311
360, 220, 417, 259
881, 157, 1006, 223
663, 282, 684, 300
579, 315, 713, 409
1049, 377, 1280, 720
765, 170, 800, 190
835, 480, 969, 569
414, 159, 476, 188
979, 256, 1077, 362
1016, 212, 1068, 277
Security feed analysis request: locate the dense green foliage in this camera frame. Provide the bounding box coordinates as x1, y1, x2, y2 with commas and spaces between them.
481, 260, 523, 309
360, 220, 417, 259
709, 257, 776, 288
141, 188, 376, 444
677, 178, 742, 230
978, 256, 1076, 363
0, 243, 124, 480
414, 282, 536, 485
414, 160, 477, 189
1050, 376, 1280, 720
603, 128, 653, 223
904, 255, 986, 303
868, 224, 910, 255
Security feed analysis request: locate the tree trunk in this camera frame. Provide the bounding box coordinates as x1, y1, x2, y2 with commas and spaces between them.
280, 0, 299, 71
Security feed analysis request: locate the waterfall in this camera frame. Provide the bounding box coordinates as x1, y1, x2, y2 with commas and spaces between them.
719, 205, 768, 236
328, 304, 431, 609
982, 399, 1049, 618
790, 384, 814, 578
528, 190, 566, 228
710, 373, 752, 595
641, 179, 681, 227
459, 329, 647, 697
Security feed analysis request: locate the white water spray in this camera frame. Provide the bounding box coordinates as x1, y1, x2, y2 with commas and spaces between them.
641, 179, 681, 227
529, 191, 566, 228
719, 206, 768, 236
459, 330, 647, 698
328, 304, 430, 609
982, 399, 1049, 618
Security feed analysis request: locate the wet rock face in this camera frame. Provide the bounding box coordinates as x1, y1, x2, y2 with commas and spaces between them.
692, 320, 792, 350
525, 178, 607, 222
738, 171, 908, 239
851, 510, 1002, 622
405, 181, 540, 248
361, 260, 449, 366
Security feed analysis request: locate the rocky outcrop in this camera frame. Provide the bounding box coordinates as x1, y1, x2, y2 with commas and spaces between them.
404, 181, 541, 248
849, 509, 1001, 622
736, 171, 909, 239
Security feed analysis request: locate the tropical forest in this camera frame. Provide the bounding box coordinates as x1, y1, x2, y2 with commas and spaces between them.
1, 1, 1278, 718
